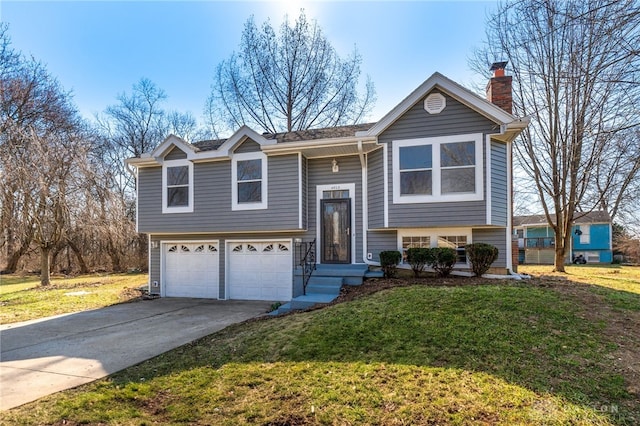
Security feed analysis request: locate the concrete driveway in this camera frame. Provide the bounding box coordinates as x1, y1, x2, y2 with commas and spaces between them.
0, 298, 271, 410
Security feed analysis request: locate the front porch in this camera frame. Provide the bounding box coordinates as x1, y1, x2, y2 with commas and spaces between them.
270, 263, 382, 315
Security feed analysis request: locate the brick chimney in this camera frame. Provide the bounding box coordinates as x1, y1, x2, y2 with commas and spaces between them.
486, 61, 512, 114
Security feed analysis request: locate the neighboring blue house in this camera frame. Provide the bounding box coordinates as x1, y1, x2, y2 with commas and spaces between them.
126, 67, 529, 302
513, 211, 613, 264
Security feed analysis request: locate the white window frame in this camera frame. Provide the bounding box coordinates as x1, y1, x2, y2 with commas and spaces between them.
162, 159, 194, 214
392, 133, 483, 204
232, 151, 268, 211
397, 228, 472, 268
579, 224, 591, 245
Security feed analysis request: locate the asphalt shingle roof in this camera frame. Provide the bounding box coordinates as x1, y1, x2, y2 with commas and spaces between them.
513, 211, 611, 226
190, 123, 376, 152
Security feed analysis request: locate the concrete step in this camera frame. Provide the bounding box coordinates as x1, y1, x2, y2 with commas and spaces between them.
269, 293, 339, 315
306, 276, 343, 294
268, 302, 291, 316
364, 269, 384, 278
313, 264, 369, 286
291, 293, 338, 309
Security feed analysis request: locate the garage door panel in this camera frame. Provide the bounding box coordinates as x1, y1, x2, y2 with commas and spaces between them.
228, 241, 292, 301
164, 242, 219, 299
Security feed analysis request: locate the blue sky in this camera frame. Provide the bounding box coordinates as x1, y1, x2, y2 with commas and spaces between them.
1, 1, 498, 127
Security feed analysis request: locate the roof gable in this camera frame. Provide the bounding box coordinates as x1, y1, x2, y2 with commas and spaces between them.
358, 72, 527, 141
148, 134, 196, 160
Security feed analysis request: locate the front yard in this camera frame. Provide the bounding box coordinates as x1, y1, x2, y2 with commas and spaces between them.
0, 273, 147, 323
1, 265, 639, 425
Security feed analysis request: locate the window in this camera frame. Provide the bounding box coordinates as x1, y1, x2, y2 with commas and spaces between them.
399, 145, 432, 195
232, 152, 267, 210
397, 229, 471, 267
401, 235, 431, 264
440, 141, 475, 194
392, 134, 483, 203
578, 224, 590, 244
162, 159, 193, 213
438, 235, 468, 264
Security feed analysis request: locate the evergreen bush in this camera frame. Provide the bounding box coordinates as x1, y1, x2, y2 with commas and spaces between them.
406, 247, 433, 277
379, 250, 402, 278
465, 243, 499, 276
430, 247, 457, 277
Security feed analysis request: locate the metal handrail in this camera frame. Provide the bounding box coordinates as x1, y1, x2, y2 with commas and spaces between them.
298, 239, 316, 295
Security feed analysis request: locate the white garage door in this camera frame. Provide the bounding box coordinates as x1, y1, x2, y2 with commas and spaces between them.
227, 241, 292, 301
164, 242, 219, 298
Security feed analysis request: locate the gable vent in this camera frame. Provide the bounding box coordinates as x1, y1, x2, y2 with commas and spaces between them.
424, 93, 446, 114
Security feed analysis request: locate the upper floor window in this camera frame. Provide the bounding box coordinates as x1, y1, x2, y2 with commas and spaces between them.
392, 133, 483, 203
162, 159, 193, 213
232, 152, 267, 210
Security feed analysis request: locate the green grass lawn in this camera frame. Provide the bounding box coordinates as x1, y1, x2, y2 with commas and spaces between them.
1, 266, 639, 425
0, 273, 148, 323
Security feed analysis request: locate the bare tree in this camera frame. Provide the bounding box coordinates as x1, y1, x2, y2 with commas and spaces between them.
474, 0, 640, 271
0, 24, 79, 274
206, 10, 376, 135
95, 78, 172, 269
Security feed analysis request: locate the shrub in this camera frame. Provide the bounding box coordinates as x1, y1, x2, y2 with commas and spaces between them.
406, 247, 433, 277
430, 247, 457, 277
379, 250, 402, 278
465, 243, 499, 277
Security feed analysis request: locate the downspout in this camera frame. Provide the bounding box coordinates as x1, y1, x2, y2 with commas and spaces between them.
359, 140, 380, 266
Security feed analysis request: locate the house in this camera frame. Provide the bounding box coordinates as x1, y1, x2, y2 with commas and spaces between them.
513, 211, 613, 264
126, 65, 529, 301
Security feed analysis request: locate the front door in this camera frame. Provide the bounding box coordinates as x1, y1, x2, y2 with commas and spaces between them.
321, 199, 351, 263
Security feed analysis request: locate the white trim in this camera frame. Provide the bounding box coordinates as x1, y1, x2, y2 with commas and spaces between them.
147, 234, 152, 293
362, 154, 376, 265
392, 133, 484, 204
358, 73, 518, 138
485, 135, 492, 225
298, 153, 303, 229
224, 238, 293, 301
162, 159, 194, 214
160, 239, 220, 299
135, 167, 140, 232
316, 183, 356, 264
231, 151, 268, 211
396, 227, 472, 268
383, 143, 389, 228
215, 125, 275, 156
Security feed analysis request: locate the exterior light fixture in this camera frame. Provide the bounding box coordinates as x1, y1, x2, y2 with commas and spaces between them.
332, 159, 339, 173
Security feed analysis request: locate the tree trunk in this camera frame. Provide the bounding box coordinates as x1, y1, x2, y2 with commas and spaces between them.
3, 239, 31, 274
68, 240, 89, 274
50, 244, 63, 274
40, 245, 52, 286
554, 248, 566, 273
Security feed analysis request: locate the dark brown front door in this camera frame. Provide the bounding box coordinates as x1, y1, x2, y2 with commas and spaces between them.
321, 199, 351, 264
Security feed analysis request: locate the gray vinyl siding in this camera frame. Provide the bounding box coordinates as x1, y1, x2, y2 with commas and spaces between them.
472, 228, 507, 268
366, 230, 397, 263
305, 155, 364, 263
138, 154, 300, 233
379, 91, 498, 228
164, 146, 187, 160
149, 233, 300, 297
149, 235, 160, 293
234, 138, 261, 153
491, 141, 508, 226
367, 148, 385, 229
